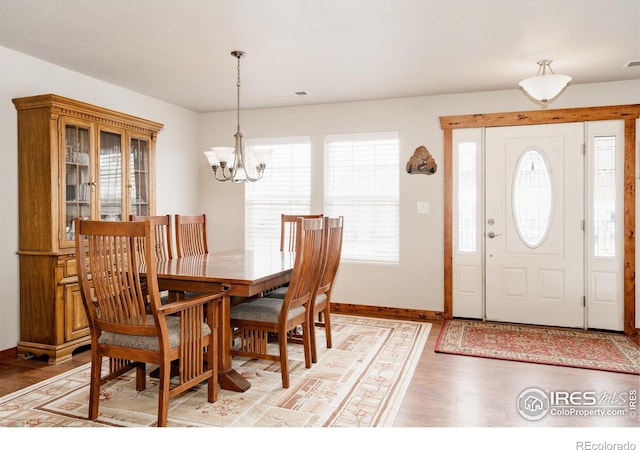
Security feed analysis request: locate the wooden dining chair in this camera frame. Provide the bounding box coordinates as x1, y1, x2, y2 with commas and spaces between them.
308, 216, 344, 362
175, 213, 208, 257
266, 213, 323, 298
270, 216, 344, 363
129, 214, 173, 262
230, 217, 325, 388
280, 213, 323, 252
75, 218, 223, 427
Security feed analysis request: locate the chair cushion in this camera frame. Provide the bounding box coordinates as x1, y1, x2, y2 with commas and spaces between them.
230, 297, 306, 323
98, 315, 211, 352
315, 293, 327, 304
267, 286, 288, 299
264, 288, 327, 306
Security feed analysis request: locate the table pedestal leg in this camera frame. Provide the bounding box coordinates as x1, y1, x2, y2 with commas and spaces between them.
218, 292, 251, 392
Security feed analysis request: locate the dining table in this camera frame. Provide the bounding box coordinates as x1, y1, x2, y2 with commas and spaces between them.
153, 249, 295, 392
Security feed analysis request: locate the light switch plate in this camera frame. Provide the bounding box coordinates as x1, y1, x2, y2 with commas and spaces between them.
417, 201, 429, 214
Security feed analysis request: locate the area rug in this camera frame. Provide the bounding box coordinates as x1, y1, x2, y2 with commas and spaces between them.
0, 315, 430, 427
434, 319, 639, 375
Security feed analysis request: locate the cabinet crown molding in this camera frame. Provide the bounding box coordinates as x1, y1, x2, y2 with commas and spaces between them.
13, 94, 164, 137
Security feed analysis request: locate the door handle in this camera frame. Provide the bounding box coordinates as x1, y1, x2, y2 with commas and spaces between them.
487, 231, 502, 239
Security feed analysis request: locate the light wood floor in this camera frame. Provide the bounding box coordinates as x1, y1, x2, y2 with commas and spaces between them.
395, 321, 638, 428
0, 319, 638, 428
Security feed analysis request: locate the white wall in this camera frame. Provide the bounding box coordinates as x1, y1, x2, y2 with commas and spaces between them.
0, 46, 200, 352
197, 80, 640, 316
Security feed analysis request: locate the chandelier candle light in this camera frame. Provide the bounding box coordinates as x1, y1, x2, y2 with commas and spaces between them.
204, 50, 271, 183
519, 59, 571, 104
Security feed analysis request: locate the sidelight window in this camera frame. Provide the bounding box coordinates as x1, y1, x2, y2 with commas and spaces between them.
457, 142, 477, 252
592, 135, 616, 257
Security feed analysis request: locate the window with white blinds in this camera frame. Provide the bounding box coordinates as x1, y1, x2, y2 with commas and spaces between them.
244, 137, 312, 251
324, 132, 399, 263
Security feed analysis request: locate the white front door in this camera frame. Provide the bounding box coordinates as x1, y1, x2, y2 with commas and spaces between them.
485, 123, 585, 328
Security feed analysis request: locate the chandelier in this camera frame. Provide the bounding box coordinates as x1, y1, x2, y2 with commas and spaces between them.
519, 59, 571, 104
204, 50, 271, 182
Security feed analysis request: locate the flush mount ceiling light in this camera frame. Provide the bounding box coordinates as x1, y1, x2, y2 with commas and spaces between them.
519, 59, 572, 104
204, 50, 271, 183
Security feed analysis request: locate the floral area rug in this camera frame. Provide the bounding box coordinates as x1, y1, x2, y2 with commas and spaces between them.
0, 315, 430, 427
434, 319, 639, 375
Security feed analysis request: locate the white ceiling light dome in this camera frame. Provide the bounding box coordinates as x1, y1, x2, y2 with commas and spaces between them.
519, 59, 571, 103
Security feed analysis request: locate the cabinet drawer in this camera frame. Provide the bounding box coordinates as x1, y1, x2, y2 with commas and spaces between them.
63, 257, 78, 277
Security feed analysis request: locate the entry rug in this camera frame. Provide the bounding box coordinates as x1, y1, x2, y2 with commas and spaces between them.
0, 315, 430, 427
435, 319, 639, 375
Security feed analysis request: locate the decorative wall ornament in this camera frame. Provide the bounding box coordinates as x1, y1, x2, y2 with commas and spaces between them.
406, 145, 437, 175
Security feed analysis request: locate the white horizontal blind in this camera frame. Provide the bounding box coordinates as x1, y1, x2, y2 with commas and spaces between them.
325, 132, 399, 262
245, 137, 312, 251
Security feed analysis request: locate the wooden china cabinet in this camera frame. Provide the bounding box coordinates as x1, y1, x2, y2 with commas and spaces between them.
13, 94, 163, 363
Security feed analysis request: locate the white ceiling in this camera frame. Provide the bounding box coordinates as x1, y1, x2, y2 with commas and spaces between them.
1, 0, 638, 112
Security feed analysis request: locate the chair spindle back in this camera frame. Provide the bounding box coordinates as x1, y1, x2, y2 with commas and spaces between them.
316, 216, 344, 296
130, 214, 173, 263
286, 217, 325, 310
280, 214, 323, 252
175, 214, 208, 257
76, 218, 160, 333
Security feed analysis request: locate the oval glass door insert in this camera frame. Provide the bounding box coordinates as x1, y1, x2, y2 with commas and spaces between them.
512, 148, 553, 248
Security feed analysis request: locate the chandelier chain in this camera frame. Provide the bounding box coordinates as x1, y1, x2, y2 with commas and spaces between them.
236, 53, 241, 132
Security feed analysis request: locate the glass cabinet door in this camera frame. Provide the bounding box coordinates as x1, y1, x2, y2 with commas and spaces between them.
61, 124, 154, 247
129, 137, 150, 217
99, 130, 124, 221
64, 123, 91, 245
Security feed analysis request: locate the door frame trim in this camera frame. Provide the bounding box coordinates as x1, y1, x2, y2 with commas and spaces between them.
440, 104, 640, 337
